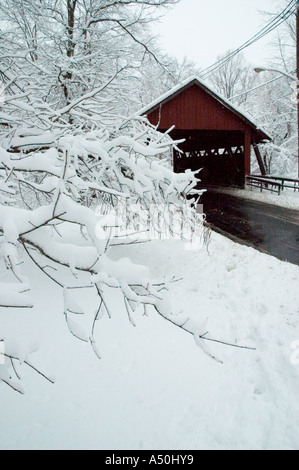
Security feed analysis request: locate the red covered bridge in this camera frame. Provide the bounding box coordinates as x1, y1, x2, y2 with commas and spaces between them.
139, 76, 271, 188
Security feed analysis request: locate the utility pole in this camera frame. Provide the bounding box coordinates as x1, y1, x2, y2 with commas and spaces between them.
297, 0, 299, 177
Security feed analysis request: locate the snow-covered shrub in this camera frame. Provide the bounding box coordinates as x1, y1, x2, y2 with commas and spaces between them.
0, 114, 206, 392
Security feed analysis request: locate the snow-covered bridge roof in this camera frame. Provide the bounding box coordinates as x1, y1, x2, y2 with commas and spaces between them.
138, 76, 271, 143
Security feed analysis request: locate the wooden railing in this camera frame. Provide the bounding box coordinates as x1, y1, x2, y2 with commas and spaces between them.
246, 175, 299, 195
251, 175, 299, 192
246, 176, 282, 195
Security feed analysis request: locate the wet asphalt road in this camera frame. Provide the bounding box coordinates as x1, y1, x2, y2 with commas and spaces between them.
200, 190, 299, 266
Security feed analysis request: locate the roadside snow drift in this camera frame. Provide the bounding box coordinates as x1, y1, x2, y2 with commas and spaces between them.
1, 231, 299, 450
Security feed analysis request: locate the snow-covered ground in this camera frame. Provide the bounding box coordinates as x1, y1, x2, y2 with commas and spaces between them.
1, 231, 299, 450
217, 185, 299, 210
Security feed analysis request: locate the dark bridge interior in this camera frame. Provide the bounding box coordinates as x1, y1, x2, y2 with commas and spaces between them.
171, 129, 245, 188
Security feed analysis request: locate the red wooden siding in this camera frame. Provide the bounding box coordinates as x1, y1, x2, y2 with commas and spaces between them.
146, 84, 250, 133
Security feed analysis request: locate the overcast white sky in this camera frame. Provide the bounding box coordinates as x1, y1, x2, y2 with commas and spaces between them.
151, 0, 282, 70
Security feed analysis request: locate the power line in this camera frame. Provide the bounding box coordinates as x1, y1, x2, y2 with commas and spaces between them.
201, 4, 296, 79
199, 0, 297, 80
199, 0, 296, 79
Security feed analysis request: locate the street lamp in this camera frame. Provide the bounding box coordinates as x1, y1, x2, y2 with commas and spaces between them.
254, 66, 299, 178
254, 67, 297, 82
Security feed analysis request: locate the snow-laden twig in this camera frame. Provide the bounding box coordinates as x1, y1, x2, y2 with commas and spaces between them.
0, 338, 55, 394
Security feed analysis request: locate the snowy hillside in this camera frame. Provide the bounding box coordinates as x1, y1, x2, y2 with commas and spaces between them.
1, 231, 299, 450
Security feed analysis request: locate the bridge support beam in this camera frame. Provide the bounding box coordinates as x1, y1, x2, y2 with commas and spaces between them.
252, 138, 266, 176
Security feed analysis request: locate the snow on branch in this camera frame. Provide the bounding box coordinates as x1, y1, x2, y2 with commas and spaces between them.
0, 283, 32, 309
0, 111, 210, 392
0, 336, 55, 395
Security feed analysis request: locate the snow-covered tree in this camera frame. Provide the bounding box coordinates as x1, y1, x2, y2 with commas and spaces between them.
0, 0, 181, 122
133, 53, 201, 109
0, 0, 211, 393
248, 73, 297, 175
208, 50, 257, 108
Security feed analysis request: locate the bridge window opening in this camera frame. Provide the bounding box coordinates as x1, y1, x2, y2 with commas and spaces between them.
171, 130, 245, 188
